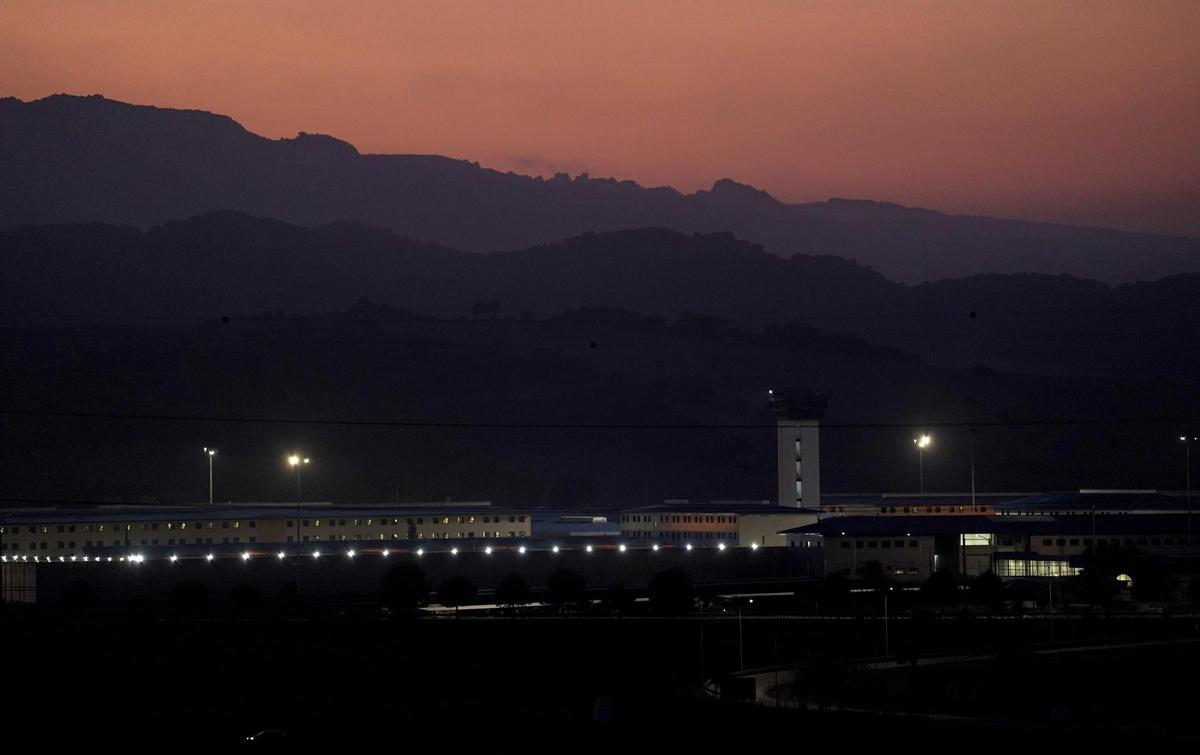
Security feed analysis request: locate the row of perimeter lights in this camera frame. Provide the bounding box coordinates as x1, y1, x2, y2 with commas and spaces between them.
1, 541, 759, 565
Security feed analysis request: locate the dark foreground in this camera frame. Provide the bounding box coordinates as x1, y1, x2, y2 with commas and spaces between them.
4, 610, 1200, 747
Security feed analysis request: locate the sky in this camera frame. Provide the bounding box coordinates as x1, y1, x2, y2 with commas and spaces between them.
2, 0, 1197, 235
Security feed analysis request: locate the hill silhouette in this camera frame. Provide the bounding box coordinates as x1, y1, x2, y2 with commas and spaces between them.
3, 213, 1198, 383
3, 94, 1198, 283
4, 298, 1196, 506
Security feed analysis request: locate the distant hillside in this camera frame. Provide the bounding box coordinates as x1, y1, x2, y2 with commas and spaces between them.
2, 94, 1198, 283
3, 214, 1199, 382
3, 299, 1195, 506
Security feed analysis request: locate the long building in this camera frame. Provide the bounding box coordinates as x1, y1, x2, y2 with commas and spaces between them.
0, 502, 533, 559
618, 501, 819, 548
783, 512, 1199, 583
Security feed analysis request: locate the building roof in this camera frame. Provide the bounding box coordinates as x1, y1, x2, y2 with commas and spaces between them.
621, 501, 820, 515
0, 502, 531, 525
993, 490, 1190, 513
783, 513, 1198, 538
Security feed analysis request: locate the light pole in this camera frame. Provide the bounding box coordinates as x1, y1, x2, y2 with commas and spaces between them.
289, 454, 310, 546
1182, 436, 1196, 552
968, 429, 976, 512
738, 605, 744, 672
203, 447, 217, 504
914, 434, 932, 494
883, 587, 893, 658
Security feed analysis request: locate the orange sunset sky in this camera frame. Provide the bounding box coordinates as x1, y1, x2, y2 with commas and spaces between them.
2, 0, 1197, 235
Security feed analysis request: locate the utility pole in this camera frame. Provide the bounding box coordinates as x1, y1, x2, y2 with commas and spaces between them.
1048, 576, 1055, 643
1183, 436, 1195, 553
738, 606, 745, 672
203, 448, 216, 504
914, 434, 931, 494
969, 429, 976, 512
883, 588, 891, 658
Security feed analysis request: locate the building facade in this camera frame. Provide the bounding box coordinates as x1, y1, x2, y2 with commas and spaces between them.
784, 513, 1198, 583
0, 503, 532, 559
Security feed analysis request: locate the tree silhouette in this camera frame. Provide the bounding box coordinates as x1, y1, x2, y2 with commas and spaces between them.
168, 579, 210, 621
279, 580, 312, 620
495, 572, 530, 611
379, 562, 431, 619
648, 567, 694, 616
919, 569, 959, 606
969, 571, 1005, 610
230, 582, 263, 619
861, 560, 887, 590
62, 579, 97, 620
437, 575, 478, 616
472, 300, 501, 319
606, 581, 635, 617
817, 573, 850, 613
545, 568, 587, 613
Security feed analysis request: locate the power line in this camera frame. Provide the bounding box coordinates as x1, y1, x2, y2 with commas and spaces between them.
1, 408, 1196, 430
1, 325, 1195, 348
3, 300, 1199, 324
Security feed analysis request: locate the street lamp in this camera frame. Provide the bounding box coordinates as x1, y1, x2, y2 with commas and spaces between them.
1182, 436, 1196, 551
289, 454, 310, 546
203, 448, 217, 504
914, 434, 932, 494
883, 586, 895, 657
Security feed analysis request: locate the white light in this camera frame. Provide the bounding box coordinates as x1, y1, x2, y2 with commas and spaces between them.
106, 556, 112, 562
416, 548, 424, 557
484, 546, 493, 555
651, 544, 659, 552
206, 553, 214, 562
241, 552, 251, 561
70, 555, 77, 562
169, 555, 178, 562
450, 547, 459, 556
717, 542, 726, 551
685, 544, 693, 551
585, 545, 593, 553
552, 546, 560, 554
618, 544, 626, 552
381, 549, 390, 558
518, 546, 526, 555
277, 551, 286, 560
34, 556, 40, 562
312, 550, 321, 559
1, 556, 6, 562
347, 550, 356, 558
750, 543, 759, 550
83, 556, 89, 562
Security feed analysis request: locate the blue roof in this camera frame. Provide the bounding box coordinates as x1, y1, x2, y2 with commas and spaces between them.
995, 491, 1188, 512
783, 513, 1198, 537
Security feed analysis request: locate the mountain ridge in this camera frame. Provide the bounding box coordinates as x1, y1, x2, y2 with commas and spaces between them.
4, 212, 1198, 383
3, 93, 1198, 283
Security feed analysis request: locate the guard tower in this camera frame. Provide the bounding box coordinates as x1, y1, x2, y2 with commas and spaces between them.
769, 390, 830, 509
